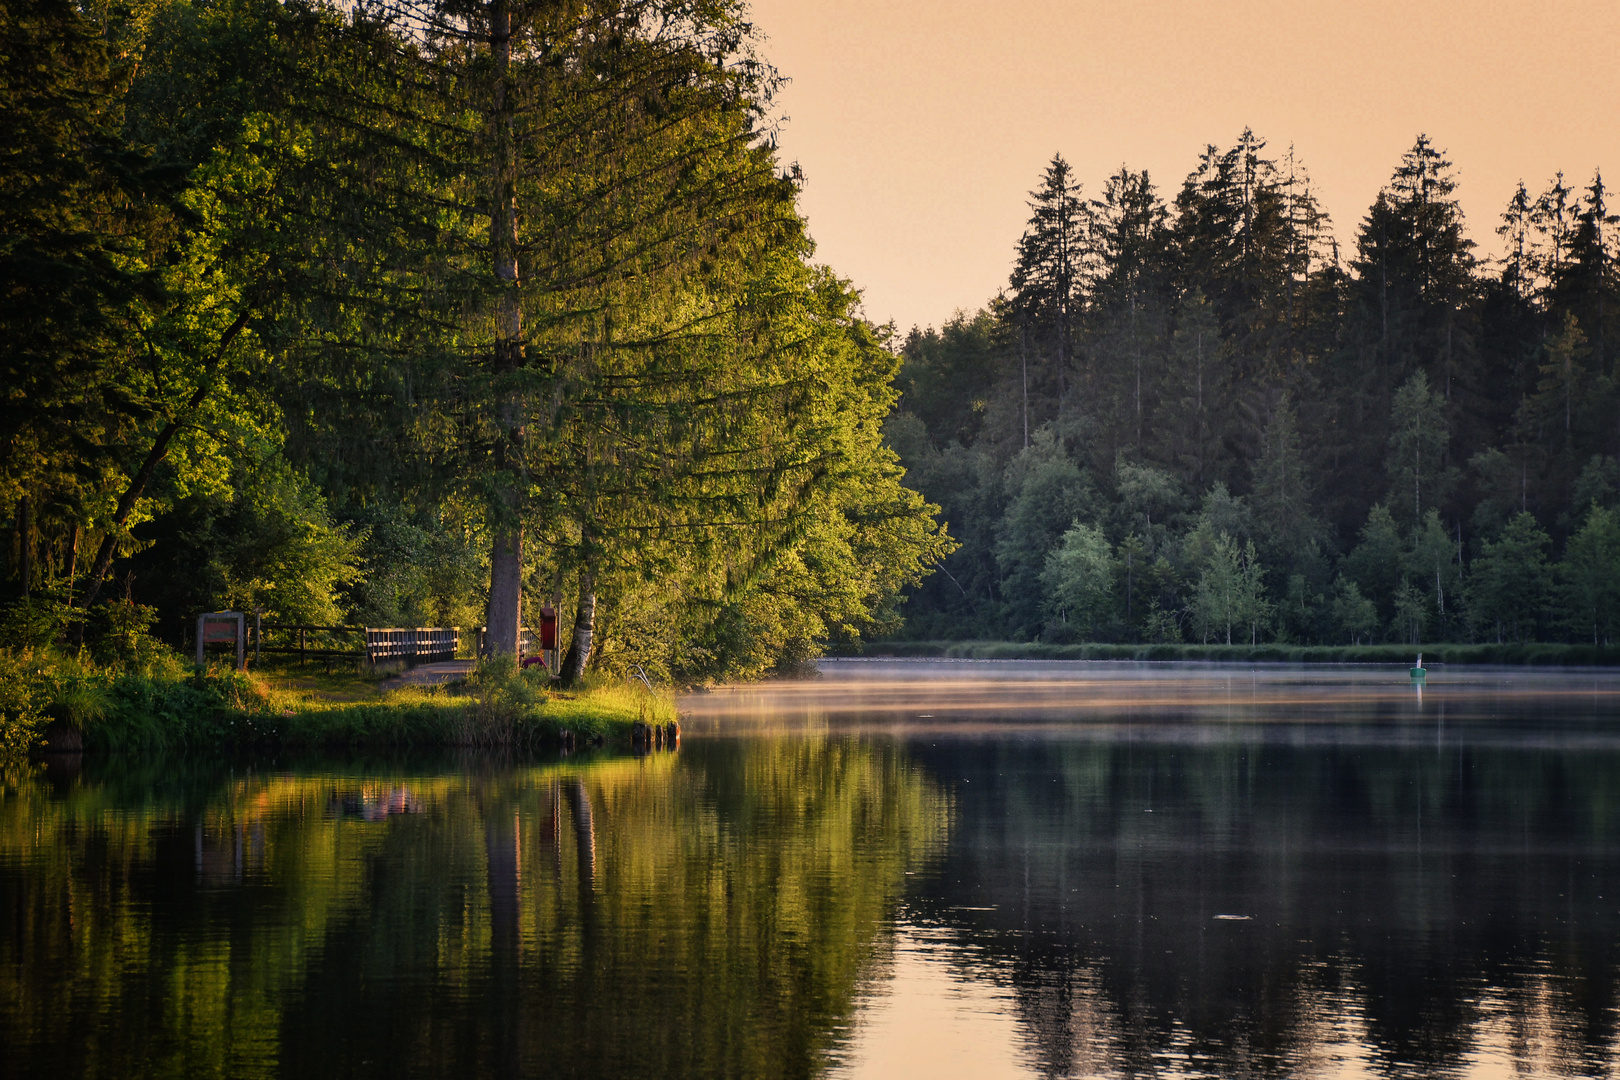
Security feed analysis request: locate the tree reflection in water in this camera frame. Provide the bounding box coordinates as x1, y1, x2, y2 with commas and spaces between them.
0, 741, 946, 1079
6, 665, 1620, 1079
896, 732, 1620, 1078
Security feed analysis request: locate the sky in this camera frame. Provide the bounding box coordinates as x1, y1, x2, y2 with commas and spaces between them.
746, 0, 1620, 335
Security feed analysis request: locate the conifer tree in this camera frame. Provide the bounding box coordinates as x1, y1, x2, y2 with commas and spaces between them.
1386, 370, 1457, 525
1552, 172, 1620, 376
1249, 393, 1321, 561
1009, 154, 1088, 408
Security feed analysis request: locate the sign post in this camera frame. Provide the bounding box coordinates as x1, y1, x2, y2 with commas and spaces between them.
196, 611, 246, 670
539, 606, 558, 675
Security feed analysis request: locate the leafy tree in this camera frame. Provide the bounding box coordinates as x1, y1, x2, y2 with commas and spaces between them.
1531, 172, 1578, 292
1330, 577, 1379, 645
1497, 180, 1537, 302
1039, 523, 1114, 639
1403, 509, 1465, 636
1467, 512, 1552, 642
995, 429, 1095, 636
895, 310, 1003, 450
1112, 456, 1184, 544
1190, 533, 1268, 644
1391, 580, 1429, 645
1559, 504, 1620, 645
1343, 504, 1403, 624
1529, 313, 1590, 453
1089, 167, 1171, 451
1571, 456, 1619, 513
1172, 129, 1301, 384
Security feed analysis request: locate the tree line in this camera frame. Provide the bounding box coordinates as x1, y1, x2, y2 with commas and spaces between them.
0, 0, 950, 680
889, 133, 1620, 645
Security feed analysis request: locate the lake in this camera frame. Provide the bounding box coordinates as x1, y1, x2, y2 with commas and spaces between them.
5, 659, 1620, 1078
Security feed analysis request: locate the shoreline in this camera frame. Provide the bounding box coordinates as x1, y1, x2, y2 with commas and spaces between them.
834, 641, 1620, 666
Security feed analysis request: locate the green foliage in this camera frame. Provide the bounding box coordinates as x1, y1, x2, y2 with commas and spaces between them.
897, 310, 1004, 449
11, 1, 1617, 662
129, 462, 361, 628
1560, 504, 1620, 645
1331, 578, 1380, 645
343, 506, 485, 629
996, 429, 1095, 636
1386, 370, 1458, 526
1468, 513, 1553, 643
1039, 522, 1114, 639
1190, 534, 1269, 645
0, 596, 76, 649
883, 134, 1620, 650
1250, 394, 1321, 563
0, 651, 47, 756
1343, 505, 1404, 624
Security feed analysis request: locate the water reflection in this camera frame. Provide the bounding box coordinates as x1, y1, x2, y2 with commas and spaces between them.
686, 661, 1620, 1079
0, 742, 946, 1079
7, 662, 1620, 1078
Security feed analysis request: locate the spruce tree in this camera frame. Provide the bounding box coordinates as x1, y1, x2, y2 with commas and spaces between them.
1008, 154, 1088, 411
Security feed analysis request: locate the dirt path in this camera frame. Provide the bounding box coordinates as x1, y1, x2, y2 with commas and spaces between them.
379, 660, 475, 692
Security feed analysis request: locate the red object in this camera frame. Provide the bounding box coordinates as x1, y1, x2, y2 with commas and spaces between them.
539, 607, 558, 650
521, 655, 546, 669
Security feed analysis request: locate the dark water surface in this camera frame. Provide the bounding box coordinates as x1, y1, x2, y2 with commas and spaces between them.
6, 661, 1620, 1078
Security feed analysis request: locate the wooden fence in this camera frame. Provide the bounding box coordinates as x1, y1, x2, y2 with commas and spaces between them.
250, 623, 460, 666
364, 627, 459, 664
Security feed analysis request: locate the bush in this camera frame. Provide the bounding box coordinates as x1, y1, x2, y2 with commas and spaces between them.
0, 651, 47, 757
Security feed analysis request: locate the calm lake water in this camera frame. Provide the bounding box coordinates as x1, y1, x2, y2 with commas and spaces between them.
6, 660, 1620, 1078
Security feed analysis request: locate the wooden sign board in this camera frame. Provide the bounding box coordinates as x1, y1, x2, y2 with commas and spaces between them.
196, 612, 246, 670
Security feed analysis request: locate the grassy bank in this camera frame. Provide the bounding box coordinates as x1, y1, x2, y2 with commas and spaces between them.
0, 648, 675, 755
834, 640, 1620, 665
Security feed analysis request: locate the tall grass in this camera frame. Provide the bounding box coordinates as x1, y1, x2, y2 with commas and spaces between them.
0, 647, 672, 754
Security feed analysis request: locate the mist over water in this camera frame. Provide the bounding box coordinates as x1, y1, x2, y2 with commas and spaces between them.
4, 660, 1620, 1078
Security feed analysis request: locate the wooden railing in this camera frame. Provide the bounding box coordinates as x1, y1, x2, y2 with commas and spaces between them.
257, 623, 365, 663
253, 623, 460, 666
364, 627, 458, 664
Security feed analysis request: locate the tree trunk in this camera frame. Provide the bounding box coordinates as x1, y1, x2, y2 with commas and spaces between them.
559, 568, 596, 685
18, 497, 31, 599
481, 0, 526, 657
485, 527, 524, 658
65, 523, 78, 604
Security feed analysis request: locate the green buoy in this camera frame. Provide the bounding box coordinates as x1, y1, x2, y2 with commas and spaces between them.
1410, 653, 1427, 681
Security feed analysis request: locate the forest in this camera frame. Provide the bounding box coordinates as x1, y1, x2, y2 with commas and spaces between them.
5, 0, 1619, 681
0, 0, 950, 683
888, 135, 1620, 647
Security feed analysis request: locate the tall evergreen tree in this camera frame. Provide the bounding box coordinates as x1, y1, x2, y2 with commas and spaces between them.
1551, 172, 1620, 379
1008, 154, 1088, 412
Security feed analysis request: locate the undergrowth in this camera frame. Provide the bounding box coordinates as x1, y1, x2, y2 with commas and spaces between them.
0, 646, 671, 755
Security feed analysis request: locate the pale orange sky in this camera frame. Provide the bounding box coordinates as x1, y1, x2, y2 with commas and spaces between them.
748, 0, 1620, 334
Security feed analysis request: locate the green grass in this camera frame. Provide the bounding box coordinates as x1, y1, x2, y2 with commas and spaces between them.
0, 647, 675, 755
836, 640, 1620, 665
271, 678, 676, 749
